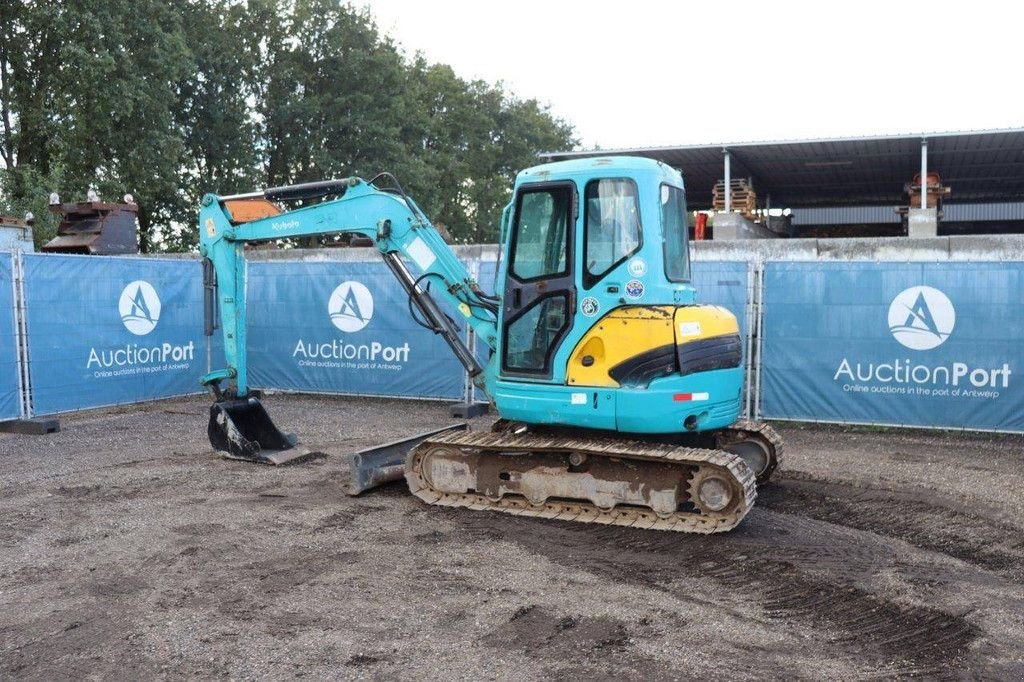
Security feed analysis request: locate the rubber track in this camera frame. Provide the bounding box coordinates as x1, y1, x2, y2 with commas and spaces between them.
405, 431, 757, 534
717, 419, 785, 484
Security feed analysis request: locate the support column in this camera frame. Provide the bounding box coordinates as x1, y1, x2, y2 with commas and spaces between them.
920, 138, 928, 210
723, 149, 732, 213
907, 137, 938, 237
714, 147, 777, 239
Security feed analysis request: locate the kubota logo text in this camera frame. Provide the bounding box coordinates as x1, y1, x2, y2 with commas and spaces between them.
887, 286, 955, 351
328, 281, 373, 333
119, 280, 161, 336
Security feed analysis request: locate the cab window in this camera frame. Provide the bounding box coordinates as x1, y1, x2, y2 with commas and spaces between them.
661, 184, 690, 282
509, 185, 571, 281
583, 178, 641, 288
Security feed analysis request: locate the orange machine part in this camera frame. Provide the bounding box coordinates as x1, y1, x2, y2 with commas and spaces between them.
694, 212, 708, 241
224, 199, 282, 223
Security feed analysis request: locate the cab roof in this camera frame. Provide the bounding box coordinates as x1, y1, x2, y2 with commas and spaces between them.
516, 155, 683, 188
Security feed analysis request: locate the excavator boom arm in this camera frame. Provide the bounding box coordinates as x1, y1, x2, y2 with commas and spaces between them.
198, 177, 498, 398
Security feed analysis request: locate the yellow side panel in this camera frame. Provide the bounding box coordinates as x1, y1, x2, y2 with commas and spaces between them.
567, 307, 676, 388
674, 305, 739, 344
566, 305, 740, 388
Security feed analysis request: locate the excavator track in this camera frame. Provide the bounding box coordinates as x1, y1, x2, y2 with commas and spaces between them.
715, 419, 784, 485
404, 431, 756, 533
490, 416, 785, 485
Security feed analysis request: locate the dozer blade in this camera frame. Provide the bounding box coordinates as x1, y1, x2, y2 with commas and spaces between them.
208, 397, 317, 466
346, 423, 468, 495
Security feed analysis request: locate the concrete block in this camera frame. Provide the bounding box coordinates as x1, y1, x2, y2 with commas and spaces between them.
449, 401, 489, 418
692, 238, 818, 262
947, 234, 1024, 261
0, 418, 60, 435
816, 236, 949, 261
711, 213, 778, 240
907, 208, 938, 238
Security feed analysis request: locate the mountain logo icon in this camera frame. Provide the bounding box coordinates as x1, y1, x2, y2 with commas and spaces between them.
328, 281, 374, 333
887, 285, 955, 351
119, 280, 161, 336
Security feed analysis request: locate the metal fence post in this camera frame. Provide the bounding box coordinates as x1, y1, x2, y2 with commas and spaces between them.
0, 251, 58, 433
10, 252, 28, 419
753, 261, 766, 421
743, 260, 755, 418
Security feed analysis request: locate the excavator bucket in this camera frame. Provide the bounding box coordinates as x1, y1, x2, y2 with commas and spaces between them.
208, 397, 318, 465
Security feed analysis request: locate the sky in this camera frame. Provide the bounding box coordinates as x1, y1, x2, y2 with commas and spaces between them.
363, 0, 1023, 150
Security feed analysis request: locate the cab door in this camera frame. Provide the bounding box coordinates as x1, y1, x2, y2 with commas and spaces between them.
500, 181, 577, 380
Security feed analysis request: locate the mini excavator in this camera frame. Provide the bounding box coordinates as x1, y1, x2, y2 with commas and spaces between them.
198, 157, 782, 533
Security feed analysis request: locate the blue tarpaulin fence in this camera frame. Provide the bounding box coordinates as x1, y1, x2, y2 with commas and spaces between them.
692, 260, 751, 344
21, 254, 209, 415
759, 261, 1024, 432
691, 260, 753, 415
6, 252, 1023, 433
246, 260, 465, 399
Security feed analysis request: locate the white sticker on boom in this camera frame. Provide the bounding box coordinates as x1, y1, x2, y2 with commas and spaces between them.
406, 236, 436, 270
679, 321, 702, 337
571, 392, 588, 405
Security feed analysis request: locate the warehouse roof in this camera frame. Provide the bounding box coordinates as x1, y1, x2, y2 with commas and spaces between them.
541, 128, 1024, 210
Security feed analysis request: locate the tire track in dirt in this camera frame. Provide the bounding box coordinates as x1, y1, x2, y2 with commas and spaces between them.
758, 472, 1024, 582
445, 503, 983, 678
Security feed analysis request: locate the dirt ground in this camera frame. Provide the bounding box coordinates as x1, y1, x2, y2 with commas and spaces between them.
0, 394, 1022, 680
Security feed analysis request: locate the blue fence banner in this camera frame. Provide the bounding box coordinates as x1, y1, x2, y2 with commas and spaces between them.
23, 254, 207, 415
0, 253, 21, 420
691, 260, 751, 347
760, 261, 1024, 432
247, 260, 465, 399
692, 260, 752, 415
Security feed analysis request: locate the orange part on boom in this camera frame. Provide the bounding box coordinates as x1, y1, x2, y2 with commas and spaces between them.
223, 199, 282, 224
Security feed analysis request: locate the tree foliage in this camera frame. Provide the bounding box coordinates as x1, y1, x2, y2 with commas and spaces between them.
0, 0, 576, 250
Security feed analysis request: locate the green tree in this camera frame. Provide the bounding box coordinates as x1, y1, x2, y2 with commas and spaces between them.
0, 0, 191, 250
0, 0, 68, 242
262, 0, 409, 187
54, 0, 190, 252
398, 60, 576, 243
1, 0, 577, 251
165, 0, 267, 250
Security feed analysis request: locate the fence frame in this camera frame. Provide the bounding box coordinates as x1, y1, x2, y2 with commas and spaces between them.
18, 252, 211, 417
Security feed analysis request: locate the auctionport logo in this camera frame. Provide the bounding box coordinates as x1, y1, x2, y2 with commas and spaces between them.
119, 280, 161, 336
887, 285, 955, 351
86, 279, 194, 375
833, 283, 1010, 399
328, 281, 374, 333
293, 280, 408, 367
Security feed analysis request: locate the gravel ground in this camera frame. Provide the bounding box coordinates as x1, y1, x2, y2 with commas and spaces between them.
0, 394, 1022, 680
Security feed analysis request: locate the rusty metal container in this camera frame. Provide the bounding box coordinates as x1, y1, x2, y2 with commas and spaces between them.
43, 200, 139, 255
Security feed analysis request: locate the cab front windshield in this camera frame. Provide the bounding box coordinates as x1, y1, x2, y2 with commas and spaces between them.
661, 184, 690, 282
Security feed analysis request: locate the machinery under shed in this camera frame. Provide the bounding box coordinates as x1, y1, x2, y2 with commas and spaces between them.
543, 128, 1024, 240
